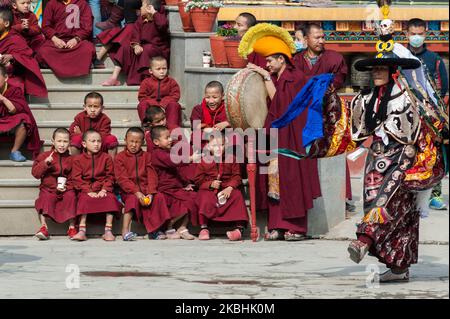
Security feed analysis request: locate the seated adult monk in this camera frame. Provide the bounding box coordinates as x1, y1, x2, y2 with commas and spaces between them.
36, 0, 97, 78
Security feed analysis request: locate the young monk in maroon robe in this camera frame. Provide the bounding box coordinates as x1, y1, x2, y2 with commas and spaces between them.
293, 23, 352, 206
151, 125, 199, 240
96, 0, 165, 66
234, 12, 266, 68
115, 127, 172, 241
11, 0, 45, 52
190, 81, 230, 134
102, 1, 170, 86
69, 92, 119, 159
292, 23, 348, 90
194, 133, 248, 241
0, 64, 41, 161
71, 129, 122, 241
137, 56, 181, 126
0, 8, 47, 98
244, 24, 321, 241
32, 128, 77, 240
142, 105, 179, 153
37, 0, 96, 78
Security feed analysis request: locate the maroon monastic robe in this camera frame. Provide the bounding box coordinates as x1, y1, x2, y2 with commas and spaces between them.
11, 9, 46, 52
114, 149, 171, 232
293, 49, 348, 90
151, 147, 197, 221
37, 0, 96, 78
113, 14, 170, 85
193, 159, 248, 226
248, 52, 267, 69
190, 100, 228, 129
293, 48, 352, 199
32, 149, 77, 223
72, 151, 122, 216
263, 66, 322, 234
0, 32, 48, 97
0, 84, 42, 159
137, 75, 181, 126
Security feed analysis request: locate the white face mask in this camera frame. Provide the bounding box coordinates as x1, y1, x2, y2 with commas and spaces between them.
295, 41, 306, 52
409, 35, 425, 48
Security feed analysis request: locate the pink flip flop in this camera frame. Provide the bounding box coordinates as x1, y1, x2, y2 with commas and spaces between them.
226, 229, 242, 241
198, 228, 210, 240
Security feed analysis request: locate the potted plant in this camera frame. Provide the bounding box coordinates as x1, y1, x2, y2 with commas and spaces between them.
178, 0, 195, 32
209, 24, 237, 67
224, 35, 246, 68
185, 0, 224, 32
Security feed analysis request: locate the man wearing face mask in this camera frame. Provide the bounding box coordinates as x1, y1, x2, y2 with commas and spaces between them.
407, 18, 448, 211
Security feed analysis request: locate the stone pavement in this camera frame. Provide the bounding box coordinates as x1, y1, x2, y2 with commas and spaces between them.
0, 236, 448, 299
0, 177, 448, 299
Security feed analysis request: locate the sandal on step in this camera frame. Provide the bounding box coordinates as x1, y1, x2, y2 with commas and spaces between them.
178, 229, 195, 240
148, 231, 166, 240
198, 228, 210, 240
165, 228, 181, 240
122, 231, 137, 241
264, 229, 284, 241
102, 78, 121, 86
284, 231, 307, 241
102, 229, 116, 241
226, 228, 242, 241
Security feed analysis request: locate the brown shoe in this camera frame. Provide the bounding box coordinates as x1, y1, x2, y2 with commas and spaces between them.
178, 228, 195, 240
102, 229, 116, 241
71, 230, 87, 241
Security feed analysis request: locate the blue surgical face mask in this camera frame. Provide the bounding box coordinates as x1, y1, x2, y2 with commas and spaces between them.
409, 35, 425, 48
295, 41, 306, 52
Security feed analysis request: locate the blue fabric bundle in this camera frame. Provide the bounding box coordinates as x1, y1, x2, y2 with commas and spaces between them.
271, 73, 335, 148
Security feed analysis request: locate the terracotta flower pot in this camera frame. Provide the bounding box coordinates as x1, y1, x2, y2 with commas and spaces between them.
177, 1, 195, 32
209, 35, 229, 67
165, 0, 179, 5
224, 40, 247, 68
190, 7, 219, 33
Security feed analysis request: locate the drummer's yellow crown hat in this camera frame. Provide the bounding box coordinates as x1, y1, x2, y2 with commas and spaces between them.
238, 23, 296, 59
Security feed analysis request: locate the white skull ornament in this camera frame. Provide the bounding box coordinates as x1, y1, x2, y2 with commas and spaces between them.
378, 19, 394, 35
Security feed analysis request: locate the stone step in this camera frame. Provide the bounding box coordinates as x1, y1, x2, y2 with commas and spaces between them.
0, 161, 33, 179
30, 103, 141, 122
41, 68, 127, 86
29, 85, 140, 104
36, 121, 141, 141
0, 180, 39, 201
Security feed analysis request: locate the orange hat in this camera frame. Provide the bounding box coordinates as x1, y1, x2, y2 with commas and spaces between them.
253, 36, 293, 58
239, 23, 296, 59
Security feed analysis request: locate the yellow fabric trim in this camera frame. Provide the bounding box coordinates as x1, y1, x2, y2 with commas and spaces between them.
1, 83, 8, 95
0, 31, 9, 41
238, 23, 295, 58
326, 99, 349, 157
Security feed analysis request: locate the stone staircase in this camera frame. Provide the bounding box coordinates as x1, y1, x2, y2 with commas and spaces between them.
0, 6, 346, 237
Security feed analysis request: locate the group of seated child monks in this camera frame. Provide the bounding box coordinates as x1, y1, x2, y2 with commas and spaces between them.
0, 1, 263, 240
31, 82, 248, 242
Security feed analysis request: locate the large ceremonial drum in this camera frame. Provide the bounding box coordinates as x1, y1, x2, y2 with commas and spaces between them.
225, 68, 268, 129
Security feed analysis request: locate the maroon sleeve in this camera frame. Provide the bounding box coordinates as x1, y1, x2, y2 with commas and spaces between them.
130, 19, 142, 45
114, 154, 140, 194
194, 163, 213, 190
190, 104, 203, 128
146, 154, 159, 194
41, 1, 57, 40
160, 78, 180, 107
26, 13, 42, 37
72, 156, 91, 193
100, 155, 115, 192
74, 1, 94, 40
98, 114, 112, 137
65, 156, 75, 190
138, 79, 152, 102
69, 113, 81, 137
152, 149, 188, 170
152, 11, 169, 32
329, 51, 348, 90
31, 152, 52, 179
221, 163, 242, 189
